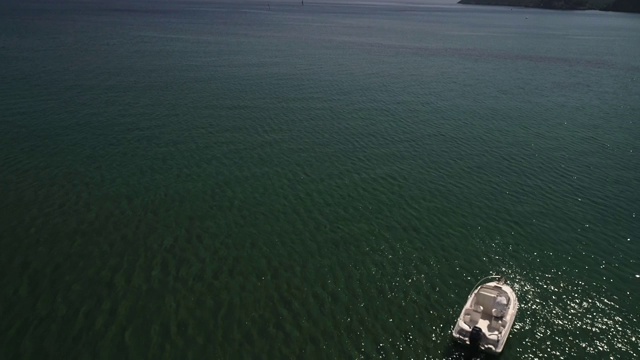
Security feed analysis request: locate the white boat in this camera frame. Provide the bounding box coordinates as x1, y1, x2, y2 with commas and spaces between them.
451, 275, 518, 354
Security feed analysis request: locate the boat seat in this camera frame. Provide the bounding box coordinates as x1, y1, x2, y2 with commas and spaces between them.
474, 288, 498, 316
464, 306, 483, 327
489, 317, 504, 333
492, 295, 508, 318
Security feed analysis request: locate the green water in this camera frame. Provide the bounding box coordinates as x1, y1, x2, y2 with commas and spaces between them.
1, 1, 639, 358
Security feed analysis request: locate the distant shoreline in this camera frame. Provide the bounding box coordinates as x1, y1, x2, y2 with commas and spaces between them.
458, 0, 640, 13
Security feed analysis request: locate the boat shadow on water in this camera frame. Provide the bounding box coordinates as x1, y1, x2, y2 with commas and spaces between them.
443, 339, 502, 360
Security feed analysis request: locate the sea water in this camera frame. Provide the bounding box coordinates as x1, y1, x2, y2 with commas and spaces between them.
1, 1, 639, 358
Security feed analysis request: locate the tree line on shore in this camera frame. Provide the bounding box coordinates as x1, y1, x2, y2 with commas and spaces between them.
458, 0, 640, 12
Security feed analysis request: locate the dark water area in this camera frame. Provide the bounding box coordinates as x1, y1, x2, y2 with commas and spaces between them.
1, 1, 639, 358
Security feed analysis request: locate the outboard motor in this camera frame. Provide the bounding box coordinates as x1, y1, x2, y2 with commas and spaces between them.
469, 326, 484, 349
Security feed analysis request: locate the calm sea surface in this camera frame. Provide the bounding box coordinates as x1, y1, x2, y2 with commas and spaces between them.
1, 1, 639, 358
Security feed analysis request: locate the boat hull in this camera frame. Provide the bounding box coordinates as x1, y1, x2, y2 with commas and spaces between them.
452, 279, 518, 354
